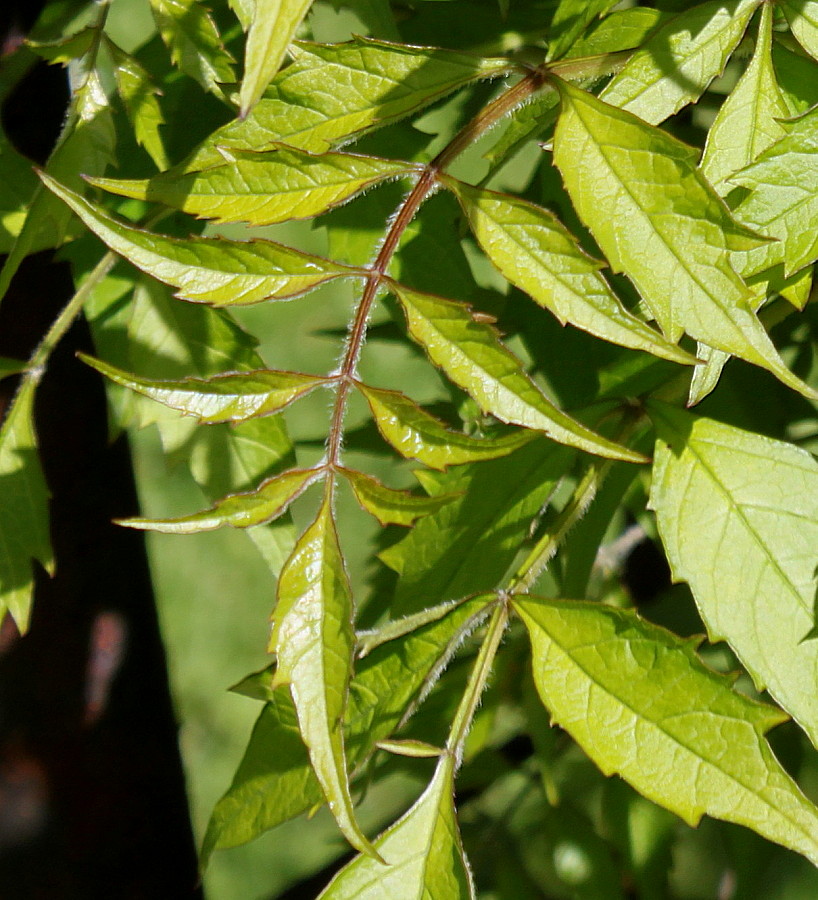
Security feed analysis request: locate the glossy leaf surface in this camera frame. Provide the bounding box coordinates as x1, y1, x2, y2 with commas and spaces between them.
517, 596, 818, 865
42, 175, 355, 305
393, 283, 646, 462
648, 402, 818, 747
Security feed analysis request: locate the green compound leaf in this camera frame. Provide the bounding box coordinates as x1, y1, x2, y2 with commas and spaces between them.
647, 402, 818, 749
565, 7, 664, 58
182, 38, 514, 169
700, 3, 788, 192
547, 0, 621, 61
451, 181, 697, 365
516, 596, 818, 866
239, 0, 313, 117
599, 0, 761, 125
730, 106, 818, 278
80, 353, 326, 424
271, 497, 376, 859
41, 175, 356, 305
392, 283, 646, 463
318, 755, 474, 899
551, 80, 818, 402
202, 595, 490, 858
149, 0, 235, 97
357, 383, 535, 470
88, 147, 416, 227
341, 468, 460, 527
0, 380, 54, 632
119, 467, 318, 533
781, 0, 818, 62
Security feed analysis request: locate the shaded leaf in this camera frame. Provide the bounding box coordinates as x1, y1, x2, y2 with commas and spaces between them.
552, 80, 817, 401
648, 401, 818, 748
547, 0, 620, 61
341, 468, 460, 526
149, 0, 235, 97
80, 353, 326, 423
239, 0, 313, 117
0, 357, 25, 380
41, 175, 356, 305
182, 38, 513, 169
599, 0, 761, 125
88, 147, 415, 226
357, 383, 535, 470
516, 596, 818, 866
375, 738, 442, 758
565, 7, 664, 59
119, 466, 318, 532
452, 181, 697, 365
318, 755, 474, 898
781, 0, 818, 62
0, 380, 53, 632
392, 283, 646, 462
270, 496, 376, 858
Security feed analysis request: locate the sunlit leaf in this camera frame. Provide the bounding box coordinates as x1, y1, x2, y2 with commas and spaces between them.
239, 0, 313, 117
27, 26, 96, 64
375, 738, 443, 758
318, 755, 474, 898
547, 0, 620, 61
182, 38, 514, 169
392, 283, 646, 462
452, 181, 697, 365
41, 175, 357, 305
80, 353, 326, 423
565, 7, 664, 58
517, 596, 818, 866
599, 0, 761, 125
552, 80, 817, 401
149, 0, 235, 97
342, 468, 459, 526
357, 383, 535, 469
119, 466, 318, 532
648, 401, 818, 748
0, 380, 54, 632
271, 497, 376, 858
88, 147, 415, 226
731, 106, 818, 278
781, 0, 818, 62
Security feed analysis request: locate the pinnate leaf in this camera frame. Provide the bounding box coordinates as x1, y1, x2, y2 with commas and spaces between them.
119, 467, 318, 533
357, 383, 534, 470
452, 181, 697, 365
648, 402, 818, 748
341, 468, 459, 527
731, 106, 818, 278
41, 175, 355, 305
392, 283, 646, 462
318, 755, 473, 899
552, 80, 817, 401
516, 596, 818, 866
149, 0, 235, 97
599, 0, 761, 125
182, 38, 513, 169
88, 147, 415, 227
0, 380, 54, 632
239, 0, 313, 117
80, 353, 326, 423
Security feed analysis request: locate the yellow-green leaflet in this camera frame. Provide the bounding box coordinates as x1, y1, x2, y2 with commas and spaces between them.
41, 175, 356, 305
341, 468, 460, 527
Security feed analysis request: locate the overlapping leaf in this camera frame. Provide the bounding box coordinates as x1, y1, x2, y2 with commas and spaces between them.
357, 383, 535, 469
239, 0, 313, 117
781, 0, 818, 61
516, 596, 818, 865
270, 497, 375, 858
341, 468, 459, 526
88, 148, 416, 226
318, 755, 474, 899
552, 80, 817, 401
80, 354, 326, 423
0, 380, 54, 632
202, 591, 491, 859
392, 283, 646, 462
599, 0, 761, 125
547, 0, 621, 61
182, 38, 514, 169
41, 175, 357, 305
452, 181, 696, 365
730, 106, 818, 279
648, 402, 818, 748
